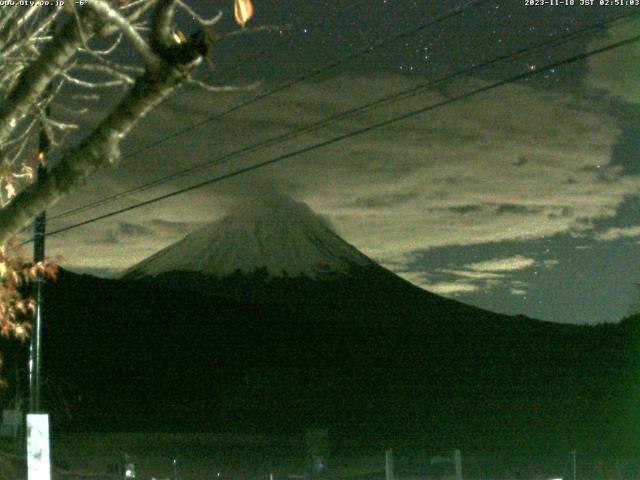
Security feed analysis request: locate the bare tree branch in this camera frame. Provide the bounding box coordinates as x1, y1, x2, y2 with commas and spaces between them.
150, 0, 177, 53
0, 12, 98, 150
60, 71, 129, 89
0, 26, 214, 244
187, 77, 261, 92
79, 33, 124, 56
71, 63, 136, 84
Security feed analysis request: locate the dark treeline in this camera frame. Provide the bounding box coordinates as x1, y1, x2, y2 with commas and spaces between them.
1, 267, 638, 460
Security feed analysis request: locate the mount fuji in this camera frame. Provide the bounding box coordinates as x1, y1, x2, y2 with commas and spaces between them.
123, 194, 375, 280
119, 193, 518, 324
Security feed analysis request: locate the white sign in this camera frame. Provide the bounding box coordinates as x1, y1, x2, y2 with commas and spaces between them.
27, 414, 51, 480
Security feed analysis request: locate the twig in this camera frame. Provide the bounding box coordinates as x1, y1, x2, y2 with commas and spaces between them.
176, 0, 223, 27
71, 62, 136, 84
60, 71, 128, 89
187, 77, 261, 92
221, 24, 282, 38
79, 32, 124, 55
86, 0, 161, 69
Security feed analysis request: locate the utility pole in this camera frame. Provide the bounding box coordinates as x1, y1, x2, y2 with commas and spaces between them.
28, 4, 56, 415
28, 120, 48, 414
26, 59, 52, 480
570, 450, 577, 480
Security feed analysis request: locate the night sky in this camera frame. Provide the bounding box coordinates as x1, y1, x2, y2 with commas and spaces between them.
40, 0, 640, 325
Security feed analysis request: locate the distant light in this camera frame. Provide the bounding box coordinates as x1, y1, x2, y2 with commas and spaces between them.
125, 465, 136, 478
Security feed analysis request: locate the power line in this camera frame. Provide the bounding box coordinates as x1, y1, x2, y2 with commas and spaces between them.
26, 31, 640, 244
117, 0, 490, 161
45, 0, 489, 222
16, 0, 402, 234
47, 10, 640, 223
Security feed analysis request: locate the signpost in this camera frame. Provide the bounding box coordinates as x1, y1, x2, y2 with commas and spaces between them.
385, 449, 395, 480
431, 449, 463, 480
26, 414, 51, 480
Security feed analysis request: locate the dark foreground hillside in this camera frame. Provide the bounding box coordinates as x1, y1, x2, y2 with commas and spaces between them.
3, 268, 639, 456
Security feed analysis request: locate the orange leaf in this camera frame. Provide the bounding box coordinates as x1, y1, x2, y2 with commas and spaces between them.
27, 301, 36, 313
172, 29, 187, 44
14, 324, 28, 341
234, 0, 254, 28
37, 151, 47, 167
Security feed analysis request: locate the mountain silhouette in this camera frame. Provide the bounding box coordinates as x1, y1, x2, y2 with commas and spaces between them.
5, 195, 635, 456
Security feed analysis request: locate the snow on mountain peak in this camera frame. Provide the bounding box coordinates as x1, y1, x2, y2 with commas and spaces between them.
124, 192, 373, 279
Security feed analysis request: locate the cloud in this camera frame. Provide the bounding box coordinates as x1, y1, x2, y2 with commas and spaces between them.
351, 192, 418, 208
426, 282, 480, 295
586, 18, 640, 104
118, 221, 152, 238
253, 76, 633, 263
402, 257, 542, 298
45, 216, 206, 272
437, 269, 505, 280
465, 255, 536, 273
47, 73, 636, 274
395, 270, 480, 295
415, 257, 548, 299
148, 219, 196, 234
594, 226, 640, 241
401, 276, 481, 295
